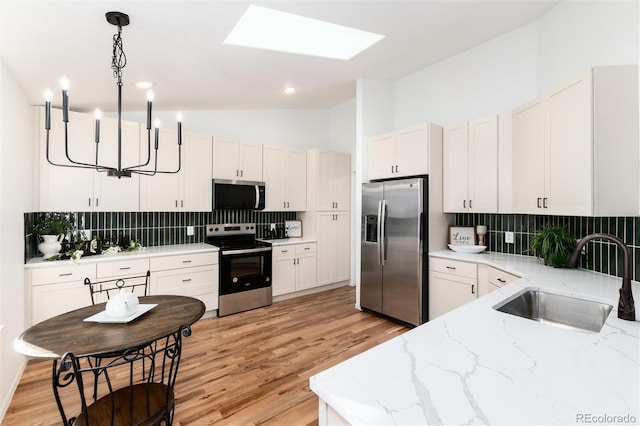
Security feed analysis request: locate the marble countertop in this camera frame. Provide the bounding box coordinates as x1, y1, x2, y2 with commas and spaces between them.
310, 251, 640, 425
25, 243, 218, 268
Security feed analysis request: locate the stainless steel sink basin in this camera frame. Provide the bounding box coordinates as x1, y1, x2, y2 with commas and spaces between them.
494, 289, 613, 333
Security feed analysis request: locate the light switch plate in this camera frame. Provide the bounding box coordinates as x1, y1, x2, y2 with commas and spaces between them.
187, 226, 194, 236
505, 231, 514, 244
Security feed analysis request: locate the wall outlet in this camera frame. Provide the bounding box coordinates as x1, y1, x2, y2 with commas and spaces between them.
505, 231, 514, 244
187, 226, 194, 236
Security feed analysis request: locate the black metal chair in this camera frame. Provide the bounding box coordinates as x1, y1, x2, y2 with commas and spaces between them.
52, 323, 189, 426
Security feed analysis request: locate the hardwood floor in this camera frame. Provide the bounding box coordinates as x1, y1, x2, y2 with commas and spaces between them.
3, 286, 407, 425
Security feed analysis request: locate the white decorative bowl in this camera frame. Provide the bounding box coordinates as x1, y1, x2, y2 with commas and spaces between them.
448, 244, 487, 254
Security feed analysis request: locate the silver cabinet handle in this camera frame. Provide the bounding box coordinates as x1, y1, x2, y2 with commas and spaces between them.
182, 260, 192, 264
469, 200, 472, 209
241, 170, 244, 177
182, 278, 192, 282
471, 284, 475, 294
59, 273, 73, 277
463, 200, 466, 208
119, 267, 131, 270
543, 197, 548, 208
236, 170, 239, 177
96, 198, 99, 207
281, 250, 288, 254
446, 266, 456, 270
175, 200, 178, 208
88, 198, 91, 207
497, 278, 506, 283
391, 165, 394, 174
395, 165, 399, 173
181, 200, 184, 208
537, 197, 542, 208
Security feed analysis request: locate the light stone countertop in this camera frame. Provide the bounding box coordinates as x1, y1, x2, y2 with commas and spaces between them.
310, 250, 640, 425
258, 237, 317, 246
25, 243, 218, 268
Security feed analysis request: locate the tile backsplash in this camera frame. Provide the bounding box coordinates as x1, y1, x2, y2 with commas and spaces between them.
25, 210, 296, 261
456, 213, 640, 282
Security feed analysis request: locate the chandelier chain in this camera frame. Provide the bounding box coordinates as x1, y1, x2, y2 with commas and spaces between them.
111, 26, 126, 84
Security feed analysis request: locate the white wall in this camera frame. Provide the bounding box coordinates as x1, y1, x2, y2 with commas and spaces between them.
0, 60, 32, 420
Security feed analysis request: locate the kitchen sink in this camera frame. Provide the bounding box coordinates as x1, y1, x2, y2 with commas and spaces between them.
494, 289, 613, 333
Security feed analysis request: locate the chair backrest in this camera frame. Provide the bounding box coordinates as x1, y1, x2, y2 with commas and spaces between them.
52, 324, 188, 426
84, 271, 150, 305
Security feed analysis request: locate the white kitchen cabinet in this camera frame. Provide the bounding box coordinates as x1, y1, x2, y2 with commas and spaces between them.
428, 257, 477, 320
478, 264, 520, 297
443, 116, 498, 213
263, 145, 306, 211
150, 252, 219, 311
139, 130, 212, 211
36, 107, 140, 211
272, 243, 317, 296
212, 138, 263, 182
368, 124, 438, 180
307, 149, 350, 211
513, 65, 639, 216
316, 212, 350, 286
29, 264, 96, 325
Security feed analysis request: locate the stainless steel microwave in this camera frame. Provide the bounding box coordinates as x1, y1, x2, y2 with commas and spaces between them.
212, 179, 265, 210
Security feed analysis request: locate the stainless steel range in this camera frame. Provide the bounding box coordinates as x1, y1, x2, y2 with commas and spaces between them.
206, 223, 272, 316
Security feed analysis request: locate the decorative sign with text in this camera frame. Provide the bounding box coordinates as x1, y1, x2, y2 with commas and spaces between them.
449, 226, 477, 246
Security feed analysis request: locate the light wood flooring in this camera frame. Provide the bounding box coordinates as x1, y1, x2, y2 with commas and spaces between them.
3, 286, 407, 425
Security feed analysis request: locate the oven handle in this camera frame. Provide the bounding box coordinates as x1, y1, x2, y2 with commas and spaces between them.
221, 247, 272, 255
255, 185, 260, 209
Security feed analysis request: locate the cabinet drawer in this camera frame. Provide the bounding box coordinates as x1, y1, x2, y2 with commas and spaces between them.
295, 243, 316, 255
32, 264, 95, 286
488, 267, 519, 287
150, 252, 218, 272
429, 257, 477, 279
272, 245, 296, 258
151, 265, 218, 311
97, 258, 149, 278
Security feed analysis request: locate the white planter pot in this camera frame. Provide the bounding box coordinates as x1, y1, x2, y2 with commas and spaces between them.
38, 235, 62, 258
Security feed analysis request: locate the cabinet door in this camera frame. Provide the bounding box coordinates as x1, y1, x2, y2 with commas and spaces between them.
317, 151, 336, 211
263, 145, 287, 211
368, 132, 396, 180
286, 149, 307, 211
32, 280, 93, 324
238, 141, 263, 181
513, 98, 546, 214
93, 117, 140, 211
295, 253, 317, 290
182, 133, 213, 211
469, 115, 498, 213
333, 212, 351, 283
272, 255, 296, 296
333, 152, 351, 211
547, 73, 592, 216
316, 213, 335, 286
396, 125, 429, 177
38, 107, 94, 211
428, 271, 477, 320
213, 138, 240, 179
139, 127, 181, 211
443, 123, 469, 212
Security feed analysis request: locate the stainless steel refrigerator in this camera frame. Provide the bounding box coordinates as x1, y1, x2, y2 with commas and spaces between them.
361, 177, 428, 326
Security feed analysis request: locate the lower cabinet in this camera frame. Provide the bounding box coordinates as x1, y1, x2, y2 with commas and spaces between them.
478, 264, 520, 297
428, 257, 477, 320
317, 212, 350, 286
150, 252, 219, 311
272, 243, 317, 296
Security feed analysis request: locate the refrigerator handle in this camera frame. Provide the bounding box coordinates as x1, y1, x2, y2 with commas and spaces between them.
376, 200, 383, 265
380, 200, 387, 265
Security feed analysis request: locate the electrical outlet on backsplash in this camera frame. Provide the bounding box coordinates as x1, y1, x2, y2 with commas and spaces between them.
456, 213, 640, 283
24, 210, 297, 262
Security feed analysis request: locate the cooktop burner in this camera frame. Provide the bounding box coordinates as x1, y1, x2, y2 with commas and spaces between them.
205, 223, 270, 250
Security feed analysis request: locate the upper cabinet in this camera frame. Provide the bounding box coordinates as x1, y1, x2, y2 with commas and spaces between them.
368, 124, 434, 180
263, 145, 307, 211
36, 107, 140, 212
513, 65, 639, 216
443, 115, 499, 213
212, 138, 263, 182
139, 129, 212, 211
307, 149, 351, 211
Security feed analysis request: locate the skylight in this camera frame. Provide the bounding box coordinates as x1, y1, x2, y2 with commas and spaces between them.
223, 5, 385, 60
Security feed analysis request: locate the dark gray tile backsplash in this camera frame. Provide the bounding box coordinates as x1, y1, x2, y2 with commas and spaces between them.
25, 210, 296, 261
457, 213, 640, 282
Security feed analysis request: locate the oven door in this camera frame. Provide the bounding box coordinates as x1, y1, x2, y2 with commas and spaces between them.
219, 247, 272, 295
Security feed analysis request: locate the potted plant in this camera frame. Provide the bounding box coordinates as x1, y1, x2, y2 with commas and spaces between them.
529, 225, 577, 267
32, 213, 71, 259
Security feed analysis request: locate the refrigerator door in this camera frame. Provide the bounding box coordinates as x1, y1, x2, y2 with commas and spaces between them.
360, 183, 384, 313
382, 178, 424, 325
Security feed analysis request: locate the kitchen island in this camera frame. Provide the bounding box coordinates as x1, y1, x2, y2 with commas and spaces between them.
310, 251, 639, 425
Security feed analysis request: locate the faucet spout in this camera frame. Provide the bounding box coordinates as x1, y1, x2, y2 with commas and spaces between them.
569, 233, 635, 321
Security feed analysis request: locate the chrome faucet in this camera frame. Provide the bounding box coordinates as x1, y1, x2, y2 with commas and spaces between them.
568, 233, 635, 321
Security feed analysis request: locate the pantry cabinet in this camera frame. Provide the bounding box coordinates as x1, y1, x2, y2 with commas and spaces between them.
316, 212, 350, 286
263, 145, 306, 211
139, 130, 212, 211
428, 257, 477, 320
36, 107, 140, 212
272, 243, 317, 296
213, 138, 262, 181
513, 65, 639, 216
443, 116, 498, 213
368, 124, 439, 180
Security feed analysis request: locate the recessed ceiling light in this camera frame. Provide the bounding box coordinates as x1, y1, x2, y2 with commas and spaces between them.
224, 5, 385, 60
136, 81, 153, 89
283, 87, 296, 95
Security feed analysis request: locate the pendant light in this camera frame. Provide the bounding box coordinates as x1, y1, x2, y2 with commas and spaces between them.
43, 11, 182, 178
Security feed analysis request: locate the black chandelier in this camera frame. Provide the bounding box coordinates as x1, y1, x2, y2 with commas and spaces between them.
44, 11, 182, 178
